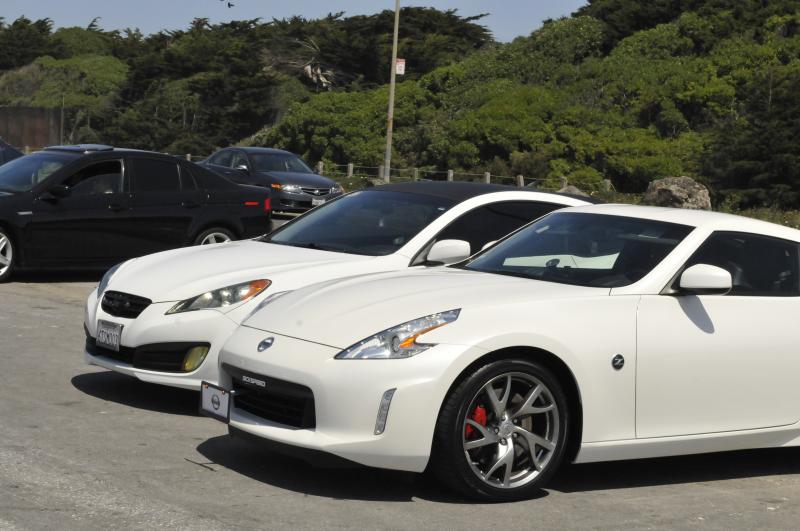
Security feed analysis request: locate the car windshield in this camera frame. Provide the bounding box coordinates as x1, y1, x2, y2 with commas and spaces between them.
0, 152, 74, 192
265, 190, 455, 256
463, 212, 693, 288
250, 153, 313, 174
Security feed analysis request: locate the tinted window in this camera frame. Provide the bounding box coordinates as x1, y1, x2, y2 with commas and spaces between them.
209, 150, 233, 167
683, 231, 800, 296
230, 151, 249, 169
434, 201, 562, 256
465, 212, 692, 288
267, 190, 455, 256
65, 160, 123, 195
0, 152, 75, 192
251, 153, 313, 174
185, 163, 235, 190
132, 158, 180, 193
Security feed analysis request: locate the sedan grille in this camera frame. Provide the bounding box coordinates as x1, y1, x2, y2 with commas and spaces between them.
300, 187, 330, 197
101, 291, 152, 319
224, 364, 316, 429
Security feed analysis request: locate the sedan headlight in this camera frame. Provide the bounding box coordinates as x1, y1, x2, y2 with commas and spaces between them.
282, 184, 302, 193
98, 262, 124, 296
331, 184, 344, 194
166, 280, 271, 314
335, 309, 460, 360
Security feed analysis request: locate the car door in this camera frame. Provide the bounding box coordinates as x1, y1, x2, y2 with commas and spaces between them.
28, 157, 133, 266
412, 201, 563, 264
128, 156, 201, 255
636, 231, 800, 438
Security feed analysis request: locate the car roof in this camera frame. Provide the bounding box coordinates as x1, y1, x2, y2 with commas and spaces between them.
370, 180, 603, 205
234, 147, 296, 156
42, 145, 182, 160
565, 203, 800, 240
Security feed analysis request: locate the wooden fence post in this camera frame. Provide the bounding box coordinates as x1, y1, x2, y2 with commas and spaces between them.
515, 175, 525, 187
447, 170, 454, 181
559, 176, 568, 189
484, 172, 491, 184
185, 154, 192, 161
24, 146, 30, 154
413, 168, 419, 181
602, 179, 612, 192
317, 161, 324, 175
347, 163, 354, 178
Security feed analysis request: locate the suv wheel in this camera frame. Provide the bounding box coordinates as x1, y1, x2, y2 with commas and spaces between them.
0, 229, 15, 282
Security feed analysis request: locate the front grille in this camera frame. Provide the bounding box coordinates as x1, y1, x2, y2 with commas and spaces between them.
102, 291, 152, 319
86, 337, 209, 373
224, 364, 316, 429
300, 187, 330, 197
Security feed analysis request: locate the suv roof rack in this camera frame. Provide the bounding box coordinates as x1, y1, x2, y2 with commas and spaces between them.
44, 144, 115, 154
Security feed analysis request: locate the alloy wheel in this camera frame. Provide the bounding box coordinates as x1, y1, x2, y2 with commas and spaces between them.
462, 372, 560, 489
0, 232, 12, 277
200, 232, 232, 245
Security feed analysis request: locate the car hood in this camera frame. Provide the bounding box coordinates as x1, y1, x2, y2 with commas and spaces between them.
257, 171, 335, 187
107, 241, 369, 302
242, 268, 605, 349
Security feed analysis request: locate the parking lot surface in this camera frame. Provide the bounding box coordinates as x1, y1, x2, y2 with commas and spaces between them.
2, 277, 800, 530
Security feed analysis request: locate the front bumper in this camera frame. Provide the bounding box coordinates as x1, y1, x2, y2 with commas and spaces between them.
84, 288, 239, 390
218, 325, 474, 473
275, 190, 343, 213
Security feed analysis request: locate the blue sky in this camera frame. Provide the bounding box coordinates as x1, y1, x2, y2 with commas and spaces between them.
2, 0, 588, 42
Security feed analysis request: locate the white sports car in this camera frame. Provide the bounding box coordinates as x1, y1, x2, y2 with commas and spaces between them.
209, 204, 800, 501
84, 182, 591, 389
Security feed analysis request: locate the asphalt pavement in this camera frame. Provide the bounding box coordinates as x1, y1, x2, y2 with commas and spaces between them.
1, 276, 800, 530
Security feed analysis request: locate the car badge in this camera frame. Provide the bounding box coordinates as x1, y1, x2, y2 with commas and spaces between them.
257, 337, 275, 352
612, 354, 625, 370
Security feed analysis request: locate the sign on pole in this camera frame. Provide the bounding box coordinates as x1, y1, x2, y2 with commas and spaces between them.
396, 58, 406, 76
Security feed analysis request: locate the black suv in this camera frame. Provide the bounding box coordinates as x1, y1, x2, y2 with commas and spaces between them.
0, 145, 272, 281
201, 147, 343, 213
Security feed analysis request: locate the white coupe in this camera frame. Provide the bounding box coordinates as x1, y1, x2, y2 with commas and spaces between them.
84, 182, 591, 389
208, 204, 800, 501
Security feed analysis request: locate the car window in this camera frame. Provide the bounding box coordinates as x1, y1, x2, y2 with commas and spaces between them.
682, 231, 800, 296
209, 150, 233, 167
0, 152, 75, 193
132, 158, 181, 193
465, 212, 693, 288
64, 160, 123, 195
230, 151, 249, 169
431, 201, 563, 257
250, 153, 313, 174
266, 190, 455, 256
185, 163, 235, 190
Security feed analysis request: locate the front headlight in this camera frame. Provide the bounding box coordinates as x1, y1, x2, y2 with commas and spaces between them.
331, 184, 344, 194
166, 280, 271, 314
98, 262, 124, 296
282, 184, 302, 193
335, 309, 461, 360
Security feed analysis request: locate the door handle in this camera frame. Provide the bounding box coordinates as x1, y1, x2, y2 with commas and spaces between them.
181, 201, 200, 209
108, 203, 127, 212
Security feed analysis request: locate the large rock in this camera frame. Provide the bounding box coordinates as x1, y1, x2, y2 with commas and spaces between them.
558, 184, 590, 197
644, 176, 711, 210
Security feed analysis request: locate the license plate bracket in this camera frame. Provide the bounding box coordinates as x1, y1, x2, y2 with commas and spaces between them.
200, 381, 231, 423
96, 320, 123, 352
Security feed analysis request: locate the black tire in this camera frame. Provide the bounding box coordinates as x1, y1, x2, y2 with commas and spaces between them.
431, 358, 570, 502
0, 229, 15, 283
193, 227, 236, 246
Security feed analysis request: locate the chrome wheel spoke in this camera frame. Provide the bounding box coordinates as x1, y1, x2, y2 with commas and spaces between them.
485, 439, 515, 487
0, 255, 8, 266
464, 419, 499, 450
485, 374, 512, 419
511, 384, 554, 418
513, 424, 555, 468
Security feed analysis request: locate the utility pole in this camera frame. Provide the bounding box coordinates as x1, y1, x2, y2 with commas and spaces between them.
383, 0, 401, 182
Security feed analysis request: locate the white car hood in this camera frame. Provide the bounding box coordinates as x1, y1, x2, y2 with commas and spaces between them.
107, 241, 370, 302
242, 268, 605, 349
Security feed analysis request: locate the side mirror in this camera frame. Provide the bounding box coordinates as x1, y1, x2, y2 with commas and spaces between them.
481, 240, 498, 252
427, 239, 471, 265
41, 184, 70, 201
679, 264, 732, 295
235, 165, 250, 174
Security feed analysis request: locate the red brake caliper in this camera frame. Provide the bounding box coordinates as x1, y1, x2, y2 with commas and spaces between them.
465, 405, 487, 438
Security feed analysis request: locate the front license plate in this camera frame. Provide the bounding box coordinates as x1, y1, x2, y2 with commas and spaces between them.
200, 381, 231, 423
311, 198, 326, 207
96, 320, 123, 352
